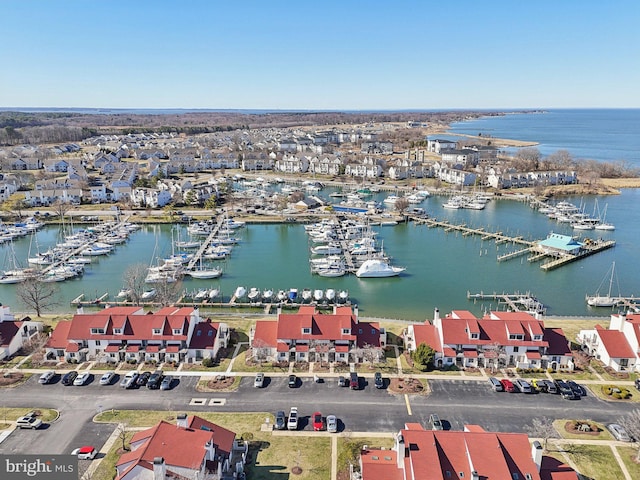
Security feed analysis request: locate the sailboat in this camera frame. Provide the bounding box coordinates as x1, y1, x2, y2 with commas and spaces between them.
586, 262, 620, 307
594, 203, 615, 231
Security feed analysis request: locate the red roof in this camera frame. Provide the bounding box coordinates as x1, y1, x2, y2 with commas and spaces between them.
596, 325, 635, 358
126, 345, 140, 352
46, 320, 72, 349
412, 324, 441, 352
526, 351, 542, 359
166, 345, 180, 353
66, 342, 80, 352
463, 349, 478, 358
146, 345, 160, 353
0, 321, 20, 347
105, 344, 120, 352
296, 344, 309, 352
335, 345, 349, 352
252, 321, 278, 349
188, 320, 219, 350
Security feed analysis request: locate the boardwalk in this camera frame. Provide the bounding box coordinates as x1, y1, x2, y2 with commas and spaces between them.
185, 214, 226, 270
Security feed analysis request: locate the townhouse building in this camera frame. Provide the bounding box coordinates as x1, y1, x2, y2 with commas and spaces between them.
578, 312, 640, 372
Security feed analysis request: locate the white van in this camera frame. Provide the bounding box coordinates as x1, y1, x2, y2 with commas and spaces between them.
39, 370, 55, 384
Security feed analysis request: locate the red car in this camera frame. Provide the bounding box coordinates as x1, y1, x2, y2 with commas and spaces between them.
500, 379, 515, 393
312, 412, 324, 431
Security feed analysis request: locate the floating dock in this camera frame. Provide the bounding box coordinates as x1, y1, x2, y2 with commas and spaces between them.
467, 291, 546, 315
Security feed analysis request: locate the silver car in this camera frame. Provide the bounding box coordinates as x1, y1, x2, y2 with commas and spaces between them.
326, 415, 338, 433
99, 371, 115, 385
607, 423, 632, 442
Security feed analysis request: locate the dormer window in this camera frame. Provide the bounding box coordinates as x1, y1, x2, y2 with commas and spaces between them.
152, 328, 162, 335
508, 334, 524, 340
113, 328, 122, 335
173, 329, 181, 335
533, 334, 542, 341
470, 333, 479, 339
302, 328, 311, 334
90, 328, 105, 334
342, 328, 351, 335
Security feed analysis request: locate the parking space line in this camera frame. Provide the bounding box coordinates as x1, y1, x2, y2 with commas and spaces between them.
404, 394, 412, 415
208, 398, 226, 406
189, 398, 207, 406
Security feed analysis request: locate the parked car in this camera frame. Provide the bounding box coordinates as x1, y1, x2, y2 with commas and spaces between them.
429, 413, 443, 431
500, 379, 515, 393
566, 380, 586, 397
120, 370, 139, 389
514, 379, 532, 393
349, 372, 359, 390
275, 411, 286, 430
326, 415, 338, 433
136, 371, 151, 387
529, 379, 544, 392
147, 370, 164, 389
287, 407, 298, 430
635, 378, 640, 391
288, 374, 297, 388
73, 372, 91, 386
99, 371, 115, 386
488, 377, 503, 392
160, 375, 173, 390
374, 372, 384, 389
607, 423, 632, 442
338, 376, 347, 387
39, 370, 55, 384
61, 370, 78, 386
254, 373, 265, 388
16, 415, 43, 429
555, 380, 578, 400
312, 412, 324, 431
540, 379, 557, 394
72, 446, 97, 460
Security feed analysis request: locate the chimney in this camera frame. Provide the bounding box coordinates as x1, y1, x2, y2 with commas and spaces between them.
153, 457, 166, 480
76, 304, 84, 315
176, 413, 188, 429
433, 308, 440, 322
395, 433, 406, 468
354, 304, 359, 319
531, 441, 543, 471
471, 471, 479, 480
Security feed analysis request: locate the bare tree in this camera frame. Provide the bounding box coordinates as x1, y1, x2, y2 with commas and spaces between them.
52, 199, 72, 222
251, 338, 271, 364
16, 278, 60, 317
116, 423, 130, 452
617, 409, 640, 460
154, 278, 182, 307
122, 263, 148, 305
395, 197, 409, 214
513, 148, 540, 172
525, 416, 557, 451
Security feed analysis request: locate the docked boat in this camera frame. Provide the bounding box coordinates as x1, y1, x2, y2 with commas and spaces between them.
276, 290, 288, 302
301, 288, 312, 302
248, 287, 261, 302
586, 262, 620, 307
316, 265, 346, 277
383, 194, 400, 205
356, 258, 406, 278
313, 289, 324, 302
234, 286, 247, 300
262, 289, 274, 301
185, 266, 223, 279
325, 289, 336, 302
141, 288, 156, 300
116, 288, 131, 299
310, 244, 342, 255
208, 288, 220, 300
194, 288, 210, 301
288, 288, 298, 302
338, 290, 349, 303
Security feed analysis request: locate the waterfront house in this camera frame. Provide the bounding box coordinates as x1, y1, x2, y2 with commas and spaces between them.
0, 304, 43, 361
404, 309, 573, 371
535, 233, 583, 256
358, 423, 576, 480
577, 312, 640, 372
44, 306, 229, 365
250, 305, 386, 364
436, 167, 477, 186
441, 148, 479, 168
115, 414, 247, 480
427, 138, 457, 154
274, 153, 310, 173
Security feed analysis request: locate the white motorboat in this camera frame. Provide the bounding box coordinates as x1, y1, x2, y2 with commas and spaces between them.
383, 194, 399, 205
310, 244, 342, 255
262, 289, 274, 301
316, 265, 346, 277
175, 240, 200, 249
313, 289, 324, 302
248, 287, 261, 302
301, 288, 312, 302
586, 262, 620, 307
338, 290, 349, 302
209, 288, 220, 300
288, 288, 298, 302
141, 288, 156, 300
356, 258, 406, 278
325, 289, 336, 302
276, 290, 288, 302
116, 288, 131, 299
234, 286, 247, 299
194, 288, 209, 300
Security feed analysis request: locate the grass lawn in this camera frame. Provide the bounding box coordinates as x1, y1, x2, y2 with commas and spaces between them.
587, 384, 639, 403
552, 419, 612, 441
549, 370, 598, 381
91, 431, 135, 480
552, 444, 625, 480
617, 446, 640, 478
542, 318, 602, 345
0, 407, 58, 427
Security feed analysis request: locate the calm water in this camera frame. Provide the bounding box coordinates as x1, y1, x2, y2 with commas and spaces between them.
449, 109, 640, 165
1, 190, 639, 321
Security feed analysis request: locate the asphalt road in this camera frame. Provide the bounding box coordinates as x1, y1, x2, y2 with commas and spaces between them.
0, 373, 634, 456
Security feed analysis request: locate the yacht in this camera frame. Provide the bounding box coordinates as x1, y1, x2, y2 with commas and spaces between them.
356, 258, 406, 278
185, 266, 223, 279
586, 262, 620, 307
234, 286, 247, 300
141, 288, 156, 300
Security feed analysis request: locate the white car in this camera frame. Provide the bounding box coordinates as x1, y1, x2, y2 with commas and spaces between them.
607, 423, 632, 442
16, 415, 43, 429
254, 372, 265, 388
326, 415, 338, 433
73, 372, 91, 386
72, 446, 97, 460
99, 371, 115, 386
287, 407, 298, 431
120, 370, 138, 388
39, 370, 55, 384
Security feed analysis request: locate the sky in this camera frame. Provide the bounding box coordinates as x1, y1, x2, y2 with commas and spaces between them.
1, 0, 639, 110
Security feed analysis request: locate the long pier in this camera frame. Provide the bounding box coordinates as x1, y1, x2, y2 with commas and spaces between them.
185, 215, 225, 270
467, 291, 545, 314
409, 215, 616, 270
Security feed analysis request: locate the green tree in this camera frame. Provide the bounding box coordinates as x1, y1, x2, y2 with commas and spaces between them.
411, 343, 435, 371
